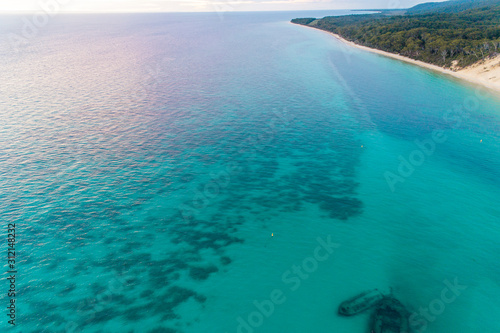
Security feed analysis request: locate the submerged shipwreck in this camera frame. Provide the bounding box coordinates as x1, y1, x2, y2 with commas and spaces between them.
338, 289, 411, 333
338, 289, 384, 316
370, 297, 410, 333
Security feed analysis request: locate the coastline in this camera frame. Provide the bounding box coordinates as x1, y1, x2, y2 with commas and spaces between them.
293, 23, 500, 96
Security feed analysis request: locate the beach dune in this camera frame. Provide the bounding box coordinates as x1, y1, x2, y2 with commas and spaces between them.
296, 24, 500, 96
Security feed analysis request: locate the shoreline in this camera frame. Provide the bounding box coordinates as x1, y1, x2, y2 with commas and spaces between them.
293, 23, 500, 97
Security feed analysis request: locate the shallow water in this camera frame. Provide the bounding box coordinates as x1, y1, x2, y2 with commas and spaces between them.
1, 11, 500, 333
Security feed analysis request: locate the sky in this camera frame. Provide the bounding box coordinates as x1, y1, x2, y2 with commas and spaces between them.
0, 0, 449, 13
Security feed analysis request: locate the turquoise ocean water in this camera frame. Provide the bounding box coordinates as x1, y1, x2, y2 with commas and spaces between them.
1, 11, 500, 333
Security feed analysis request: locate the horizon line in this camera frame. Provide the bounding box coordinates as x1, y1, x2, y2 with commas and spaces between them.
0, 8, 381, 14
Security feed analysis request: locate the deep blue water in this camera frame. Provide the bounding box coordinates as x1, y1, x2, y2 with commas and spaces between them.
1, 11, 500, 333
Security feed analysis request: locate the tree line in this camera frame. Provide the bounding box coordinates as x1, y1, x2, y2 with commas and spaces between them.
292, 3, 500, 69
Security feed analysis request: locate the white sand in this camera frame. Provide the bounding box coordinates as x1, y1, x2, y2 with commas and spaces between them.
456, 56, 500, 92
296, 23, 500, 96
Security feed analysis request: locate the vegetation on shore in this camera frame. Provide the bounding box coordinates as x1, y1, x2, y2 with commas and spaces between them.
292, 0, 500, 69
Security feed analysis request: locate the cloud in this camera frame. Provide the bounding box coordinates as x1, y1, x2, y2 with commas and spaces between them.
0, 0, 448, 13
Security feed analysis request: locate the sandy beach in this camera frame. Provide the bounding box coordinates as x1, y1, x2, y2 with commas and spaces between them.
297, 24, 500, 96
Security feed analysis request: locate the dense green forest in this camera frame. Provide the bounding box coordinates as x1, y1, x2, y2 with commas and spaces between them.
292, 0, 500, 68
407, 0, 500, 14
